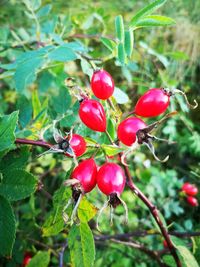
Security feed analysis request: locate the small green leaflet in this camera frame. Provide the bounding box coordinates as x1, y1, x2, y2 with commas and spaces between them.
0, 111, 18, 153
117, 43, 126, 65
113, 87, 129, 104
115, 15, 124, 42
0, 195, 16, 257
134, 15, 176, 27
176, 246, 199, 267
42, 186, 71, 237
48, 45, 77, 62
27, 251, 50, 267
78, 197, 98, 222
0, 169, 37, 201
101, 144, 123, 157
124, 30, 134, 58
130, 0, 167, 27
68, 222, 95, 267
100, 37, 116, 52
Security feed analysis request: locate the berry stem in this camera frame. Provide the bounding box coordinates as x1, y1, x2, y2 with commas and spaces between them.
15, 138, 52, 149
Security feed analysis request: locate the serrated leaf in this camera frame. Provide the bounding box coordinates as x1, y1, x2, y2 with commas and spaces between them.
115, 15, 124, 42
176, 246, 199, 267
0, 147, 29, 172
100, 37, 116, 52
113, 87, 129, 104
124, 30, 134, 57
135, 15, 176, 27
14, 56, 44, 93
0, 169, 37, 201
78, 197, 98, 222
117, 43, 126, 65
48, 46, 77, 62
0, 111, 18, 153
101, 144, 123, 156
130, 0, 167, 27
16, 95, 32, 128
68, 222, 95, 267
42, 186, 71, 237
50, 87, 71, 115
0, 195, 16, 257
27, 251, 50, 267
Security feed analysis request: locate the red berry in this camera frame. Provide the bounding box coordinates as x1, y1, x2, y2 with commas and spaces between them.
97, 163, 125, 196
22, 252, 32, 266
117, 117, 147, 146
65, 134, 86, 157
79, 99, 106, 132
71, 158, 97, 193
91, 69, 114, 100
134, 88, 170, 117
186, 196, 198, 207
182, 182, 198, 196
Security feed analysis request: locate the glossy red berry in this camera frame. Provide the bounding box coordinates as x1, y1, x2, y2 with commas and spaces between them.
65, 134, 86, 157
79, 99, 106, 132
182, 182, 198, 196
117, 117, 147, 146
134, 88, 170, 117
22, 252, 32, 266
91, 69, 114, 100
97, 162, 126, 196
186, 196, 198, 207
71, 158, 97, 193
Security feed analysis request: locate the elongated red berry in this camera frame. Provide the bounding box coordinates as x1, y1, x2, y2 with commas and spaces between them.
65, 134, 86, 157
117, 117, 146, 146
91, 69, 114, 100
79, 99, 106, 132
182, 182, 198, 196
134, 88, 170, 117
186, 196, 198, 207
71, 158, 97, 193
97, 162, 125, 196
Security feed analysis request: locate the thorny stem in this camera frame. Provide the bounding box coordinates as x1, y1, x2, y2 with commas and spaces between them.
120, 157, 182, 267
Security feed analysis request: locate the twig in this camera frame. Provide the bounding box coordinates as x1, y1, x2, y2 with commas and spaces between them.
15, 138, 52, 149
121, 160, 182, 267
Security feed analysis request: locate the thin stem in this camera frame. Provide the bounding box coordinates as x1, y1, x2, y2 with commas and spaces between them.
15, 138, 52, 149
121, 160, 182, 267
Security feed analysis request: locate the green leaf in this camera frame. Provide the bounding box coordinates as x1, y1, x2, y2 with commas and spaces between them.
102, 144, 123, 157
0, 147, 29, 173
68, 222, 95, 267
175, 246, 199, 267
0, 169, 37, 201
32, 90, 42, 119
115, 15, 124, 42
0, 195, 16, 257
80, 58, 93, 78
113, 87, 129, 104
0, 111, 18, 153
23, 0, 41, 11
36, 4, 52, 18
48, 46, 77, 62
14, 56, 44, 93
50, 87, 71, 115
78, 197, 98, 222
27, 251, 50, 267
117, 43, 126, 65
42, 186, 71, 237
100, 37, 116, 52
135, 15, 176, 27
162, 255, 176, 267
124, 30, 134, 57
194, 237, 200, 263
17, 95, 32, 128
130, 0, 167, 27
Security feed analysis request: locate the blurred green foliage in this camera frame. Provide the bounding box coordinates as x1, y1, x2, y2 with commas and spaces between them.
0, 0, 200, 266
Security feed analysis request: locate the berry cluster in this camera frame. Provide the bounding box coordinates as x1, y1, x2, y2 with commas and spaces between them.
181, 182, 199, 207
62, 69, 197, 228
